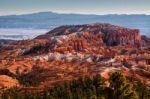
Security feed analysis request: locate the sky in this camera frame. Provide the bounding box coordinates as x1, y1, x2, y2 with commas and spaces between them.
0, 0, 150, 15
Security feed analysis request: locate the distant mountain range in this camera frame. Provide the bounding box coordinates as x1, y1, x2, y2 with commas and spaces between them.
0, 12, 150, 36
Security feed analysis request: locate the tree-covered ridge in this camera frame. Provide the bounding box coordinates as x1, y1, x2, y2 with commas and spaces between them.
1, 72, 150, 99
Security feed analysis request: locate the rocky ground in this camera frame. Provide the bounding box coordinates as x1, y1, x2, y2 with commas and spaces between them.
0, 23, 150, 92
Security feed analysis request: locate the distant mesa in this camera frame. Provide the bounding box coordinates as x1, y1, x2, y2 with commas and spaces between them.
36, 23, 145, 47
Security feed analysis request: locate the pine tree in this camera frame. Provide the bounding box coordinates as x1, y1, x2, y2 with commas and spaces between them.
135, 81, 150, 99
93, 74, 105, 88
109, 72, 139, 99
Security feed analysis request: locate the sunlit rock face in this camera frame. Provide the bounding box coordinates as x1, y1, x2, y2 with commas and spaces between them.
0, 75, 19, 88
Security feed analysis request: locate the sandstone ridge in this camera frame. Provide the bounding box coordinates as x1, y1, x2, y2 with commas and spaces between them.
36, 23, 145, 47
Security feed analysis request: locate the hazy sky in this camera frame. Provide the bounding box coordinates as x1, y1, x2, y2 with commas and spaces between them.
0, 0, 150, 15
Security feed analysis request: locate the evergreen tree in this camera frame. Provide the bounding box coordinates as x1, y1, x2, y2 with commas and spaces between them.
109, 72, 139, 99
93, 74, 105, 88
135, 81, 150, 99
2, 72, 149, 99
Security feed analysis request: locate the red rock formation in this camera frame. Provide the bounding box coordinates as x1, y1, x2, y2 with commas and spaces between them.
1, 23, 150, 90
36, 23, 145, 47
0, 75, 19, 88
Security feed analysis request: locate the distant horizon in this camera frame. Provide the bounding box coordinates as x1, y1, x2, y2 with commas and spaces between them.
0, 0, 150, 16
1, 11, 150, 16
